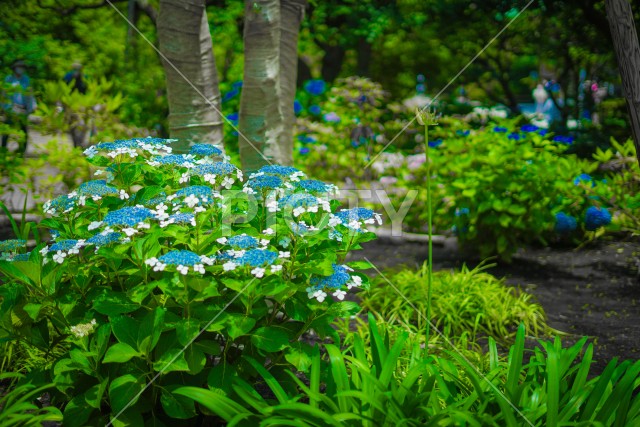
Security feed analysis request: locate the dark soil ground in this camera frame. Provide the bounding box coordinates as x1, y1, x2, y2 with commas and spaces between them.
350, 235, 640, 375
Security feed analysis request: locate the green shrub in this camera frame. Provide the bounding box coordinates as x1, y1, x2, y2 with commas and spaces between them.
361, 263, 552, 346
0, 137, 378, 424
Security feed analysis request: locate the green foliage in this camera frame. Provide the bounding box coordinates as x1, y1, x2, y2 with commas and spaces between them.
0, 137, 375, 423
175, 317, 640, 426
0, 372, 63, 426
362, 263, 552, 346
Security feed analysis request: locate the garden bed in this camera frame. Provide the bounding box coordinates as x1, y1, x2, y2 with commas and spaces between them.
352, 236, 640, 375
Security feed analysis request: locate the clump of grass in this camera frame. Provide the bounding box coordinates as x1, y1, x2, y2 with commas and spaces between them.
361, 263, 554, 346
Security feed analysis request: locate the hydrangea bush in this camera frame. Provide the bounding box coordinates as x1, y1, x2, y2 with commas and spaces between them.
0, 137, 379, 424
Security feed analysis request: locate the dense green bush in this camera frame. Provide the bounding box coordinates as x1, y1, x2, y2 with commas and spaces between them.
0, 137, 377, 424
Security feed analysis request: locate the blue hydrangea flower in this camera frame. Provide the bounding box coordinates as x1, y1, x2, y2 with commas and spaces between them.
189, 144, 223, 157
232, 81, 243, 89
192, 162, 237, 177
521, 124, 539, 133
538, 129, 548, 137
11, 252, 31, 261
508, 132, 522, 141
158, 250, 202, 266
290, 222, 310, 236
336, 208, 375, 224
237, 249, 278, 267
175, 185, 215, 200
77, 180, 118, 197
227, 235, 259, 249
554, 212, 577, 233
222, 89, 239, 103
87, 232, 121, 246
493, 126, 508, 133
310, 264, 351, 289
309, 105, 321, 115
280, 193, 318, 208
574, 173, 595, 186
104, 206, 154, 227
50, 239, 80, 252
168, 213, 195, 224
93, 139, 138, 152
299, 147, 310, 155
553, 135, 574, 145
226, 113, 239, 124
150, 154, 195, 167
585, 206, 612, 231
44, 194, 76, 215
455, 207, 470, 216
0, 239, 26, 252
294, 100, 303, 115
298, 135, 317, 144
246, 175, 283, 191
258, 165, 301, 176
456, 130, 470, 137
428, 138, 443, 148
304, 79, 326, 96
297, 179, 332, 193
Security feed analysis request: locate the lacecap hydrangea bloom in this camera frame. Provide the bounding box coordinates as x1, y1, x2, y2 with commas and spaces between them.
554, 212, 577, 234
584, 206, 612, 231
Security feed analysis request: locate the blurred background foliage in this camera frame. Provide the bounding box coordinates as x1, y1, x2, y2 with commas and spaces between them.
0, 0, 636, 140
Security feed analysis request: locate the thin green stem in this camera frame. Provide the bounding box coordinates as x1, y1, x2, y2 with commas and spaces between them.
424, 124, 433, 353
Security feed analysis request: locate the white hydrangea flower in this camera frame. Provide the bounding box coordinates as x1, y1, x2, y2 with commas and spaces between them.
270, 265, 283, 273
70, 319, 97, 338
333, 289, 347, 300
347, 276, 363, 289
123, 227, 138, 237
278, 251, 290, 259
293, 207, 306, 217
145, 257, 158, 267
260, 239, 269, 247
53, 251, 67, 264
153, 262, 166, 272
328, 215, 341, 227
217, 237, 228, 244
184, 195, 200, 208
251, 267, 265, 278
263, 228, 275, 235
119, 189, 129, 200
313, 290, 327, 302
177, 265, 189, 275
193, 264, 205, 274
223, 261, 237, 271
221, 177, 234, 189
88, 221, 103, 231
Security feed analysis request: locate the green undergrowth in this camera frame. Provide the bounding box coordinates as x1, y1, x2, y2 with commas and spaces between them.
360, 263, 555, 347
176, 316, 640, 426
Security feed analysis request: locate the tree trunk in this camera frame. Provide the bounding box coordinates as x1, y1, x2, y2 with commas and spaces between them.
239, 0, 306, 171
157, 0, 223, 153
278, 0, 306, 165
606, 0, 640, 165
239, 0, 283, 171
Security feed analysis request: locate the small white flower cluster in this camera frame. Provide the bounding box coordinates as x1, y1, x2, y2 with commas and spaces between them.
70, 319, 97, 338
40, 240, 86, 265
144, 257, 167, 272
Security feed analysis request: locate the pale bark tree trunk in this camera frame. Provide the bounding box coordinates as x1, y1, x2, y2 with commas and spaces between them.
157, 0, 223, 153
239, 0, 283, 171
239, 0, 307, 171
605, 0, 640, 165
278, 0, 306, 165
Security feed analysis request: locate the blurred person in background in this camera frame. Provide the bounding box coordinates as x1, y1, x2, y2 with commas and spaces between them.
1, 59, 37, 154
